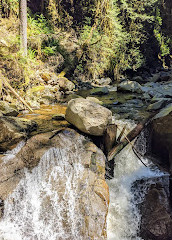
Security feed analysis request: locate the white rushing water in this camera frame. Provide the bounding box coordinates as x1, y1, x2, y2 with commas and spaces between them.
0, 120, 169, 240
0, 137, 88, 240
107, 119, 169, 240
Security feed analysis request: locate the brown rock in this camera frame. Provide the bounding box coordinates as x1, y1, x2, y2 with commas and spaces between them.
140, 181, 172, 240
151, 110, 172, 173
0, 129, 109, 239
57, 77, 75, 92
65, 98, 112, 136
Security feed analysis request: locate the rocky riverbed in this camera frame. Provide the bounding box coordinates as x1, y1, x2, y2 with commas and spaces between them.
0, 68, 172, 239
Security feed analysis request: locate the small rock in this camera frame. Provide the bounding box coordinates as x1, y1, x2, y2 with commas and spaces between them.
147, 99, 168, 111
107, 86, 117, 92
57, 77, 75, 92
132, 76, 143, 83
153, 103, 172, 119
160, 71, 171, 81
90, 87, 109, 96
148, 73, 160, 82
0, 116, 37, 151
52, 114, 65, 120
94, 77, 112, 86
142, 93, 151, 100
118, 80, 143, 93
0, 101, 19, 117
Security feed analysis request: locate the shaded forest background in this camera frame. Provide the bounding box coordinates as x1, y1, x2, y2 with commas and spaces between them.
0, 0, 172, 91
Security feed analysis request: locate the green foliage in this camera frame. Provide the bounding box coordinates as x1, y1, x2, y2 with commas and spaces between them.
75, 0, 171, 80
0, 0, 18, 16
154, 7, 170, 57
1, 0, 171, 84
42, 46, 56, 56
27, 14, 54, 57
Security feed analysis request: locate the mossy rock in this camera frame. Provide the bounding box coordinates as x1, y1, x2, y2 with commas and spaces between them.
0, 101, 19, 117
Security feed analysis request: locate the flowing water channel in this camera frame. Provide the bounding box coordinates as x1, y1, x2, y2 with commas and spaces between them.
0, 109, 169, 240
107, 119, 169, 240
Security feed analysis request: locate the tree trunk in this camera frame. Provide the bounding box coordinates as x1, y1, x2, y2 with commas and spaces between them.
19, 0, 27, 57
41, 0, 44, 13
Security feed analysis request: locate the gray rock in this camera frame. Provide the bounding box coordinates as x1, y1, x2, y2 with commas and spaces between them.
90, 87, 109, 95
148, 73, 160, 82
147, 99, 168, 111
153, 103, 172, 119
132, 76, 143, 83
160, 71, 171, 81
118, 80, 143, 93
151, 97, 171, 103
107, 86, 117, 92
65, 98, 112, 136
99, 77, 112, 85
138, 179, 172, 240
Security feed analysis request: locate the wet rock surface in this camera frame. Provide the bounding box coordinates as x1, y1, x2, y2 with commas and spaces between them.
151, 108, 172, 173
0, 116, 37, 152
139, 180, 172, 240
0, 129, 109, 239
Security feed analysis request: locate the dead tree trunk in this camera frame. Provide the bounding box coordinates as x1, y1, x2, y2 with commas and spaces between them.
19, 0, 27, 57
108, 120, 148, 161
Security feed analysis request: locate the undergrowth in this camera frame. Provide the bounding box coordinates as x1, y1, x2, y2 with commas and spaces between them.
0, 0, 171, 90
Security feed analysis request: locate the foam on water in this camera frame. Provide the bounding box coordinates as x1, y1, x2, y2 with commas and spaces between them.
0, 120, 169, 240
107, 119, 169, 240
2, 141, 26, 163
0, 136, 88, 240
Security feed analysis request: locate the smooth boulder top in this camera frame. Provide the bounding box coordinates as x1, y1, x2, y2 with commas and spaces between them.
65, 98, 112, 136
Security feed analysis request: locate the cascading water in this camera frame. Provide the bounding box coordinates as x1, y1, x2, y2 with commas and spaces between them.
107, 119, 169, 240
0, 119, 170, 240
0, 137, 89, 240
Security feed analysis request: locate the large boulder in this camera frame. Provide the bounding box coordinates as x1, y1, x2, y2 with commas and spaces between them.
65, 98, 112, 136
150, 104, 172, 173
0, 129, 109, 239
138, 179, 172, 240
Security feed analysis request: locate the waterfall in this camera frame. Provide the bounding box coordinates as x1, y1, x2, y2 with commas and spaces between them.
107, 119, 169, 240
0, 120, 169, 240
0, 139, 88, 240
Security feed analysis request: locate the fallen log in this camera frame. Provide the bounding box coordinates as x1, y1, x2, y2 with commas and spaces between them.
0, 71, 33, 112
107, 120, 148, 161
103, 123, 117, 155
116, 124, 126, 143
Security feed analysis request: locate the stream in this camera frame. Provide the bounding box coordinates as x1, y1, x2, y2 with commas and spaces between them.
0, 104, 170, 240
